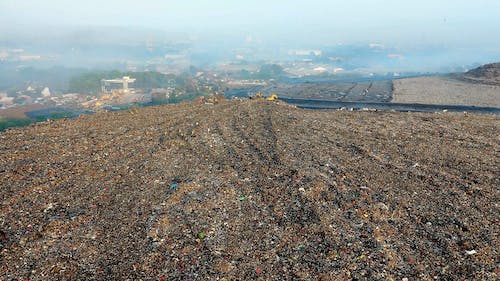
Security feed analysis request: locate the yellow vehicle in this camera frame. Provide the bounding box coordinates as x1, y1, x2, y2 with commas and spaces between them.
266, 94, 278, 101
206, 94, 223, 104
207, 96, 217, 104
254, 93, 264, 99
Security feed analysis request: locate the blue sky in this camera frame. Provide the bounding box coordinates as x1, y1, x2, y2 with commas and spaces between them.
1, 0, 500, 46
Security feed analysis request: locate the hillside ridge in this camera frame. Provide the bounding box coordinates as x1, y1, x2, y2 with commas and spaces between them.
461, 62, 500, 85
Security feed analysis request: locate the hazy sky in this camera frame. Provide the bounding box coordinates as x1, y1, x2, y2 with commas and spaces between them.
1, 0, 500, 46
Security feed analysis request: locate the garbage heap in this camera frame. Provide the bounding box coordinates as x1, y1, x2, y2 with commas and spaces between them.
0, 99, 498, 280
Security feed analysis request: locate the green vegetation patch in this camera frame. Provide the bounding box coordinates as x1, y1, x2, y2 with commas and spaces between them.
0, 118, 33, 132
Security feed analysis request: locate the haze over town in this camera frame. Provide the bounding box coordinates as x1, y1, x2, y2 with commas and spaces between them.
1, 0, 500, 120
1, 0, 500, 69
2, 0, 500, 45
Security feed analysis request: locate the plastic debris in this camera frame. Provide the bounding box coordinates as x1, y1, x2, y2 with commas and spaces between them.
0, 99, 497, 280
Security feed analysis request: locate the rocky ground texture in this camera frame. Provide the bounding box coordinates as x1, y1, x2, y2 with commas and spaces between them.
461, 63, 500, 86
391, 62, 500, 108
228, 81, 393, 102
392, 76, 500, 108
1, 100, 499, 280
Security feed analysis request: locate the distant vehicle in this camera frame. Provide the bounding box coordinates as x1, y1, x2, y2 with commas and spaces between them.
266, 94, 278, 101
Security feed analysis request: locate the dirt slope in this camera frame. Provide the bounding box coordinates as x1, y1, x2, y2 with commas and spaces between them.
1, 100, 499, 280
393, 76, 500, 107
462, 63, 500, 85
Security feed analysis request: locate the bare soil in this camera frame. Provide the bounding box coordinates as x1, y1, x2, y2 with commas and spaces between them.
393, 76, 500, 107
227, 81, 393, 102
1, 100, 499, 280
461, 63, 500, 85
0, 104, 49, 120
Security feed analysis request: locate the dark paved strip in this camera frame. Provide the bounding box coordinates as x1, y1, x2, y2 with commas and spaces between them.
281, 97, 500, 114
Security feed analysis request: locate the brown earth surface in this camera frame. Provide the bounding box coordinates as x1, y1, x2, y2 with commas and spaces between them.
393, 76, 500, 108
461, 63, 500, 85
0, 104, 49, 120
0, 100, 499, 280
239, 81, 393, 102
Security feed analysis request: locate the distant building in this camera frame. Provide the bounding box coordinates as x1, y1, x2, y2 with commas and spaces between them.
0, 96, 14, 108
41, 87, 51, 97
19, 55, 42, 61
101, 76, 136, 93
288, 50, 322, 56
313, 67, 328, 73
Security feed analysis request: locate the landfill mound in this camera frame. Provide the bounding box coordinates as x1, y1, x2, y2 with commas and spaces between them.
461, 62, 500, 85
392, 76, 500, 108
1, 100, 499, 280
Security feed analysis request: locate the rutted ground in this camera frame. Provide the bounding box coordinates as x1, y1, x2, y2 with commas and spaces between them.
226, 80, 393, 102
0, 100, 499, 280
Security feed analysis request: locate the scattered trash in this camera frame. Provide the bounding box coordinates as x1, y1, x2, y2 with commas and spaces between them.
0, 99, 497, 280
